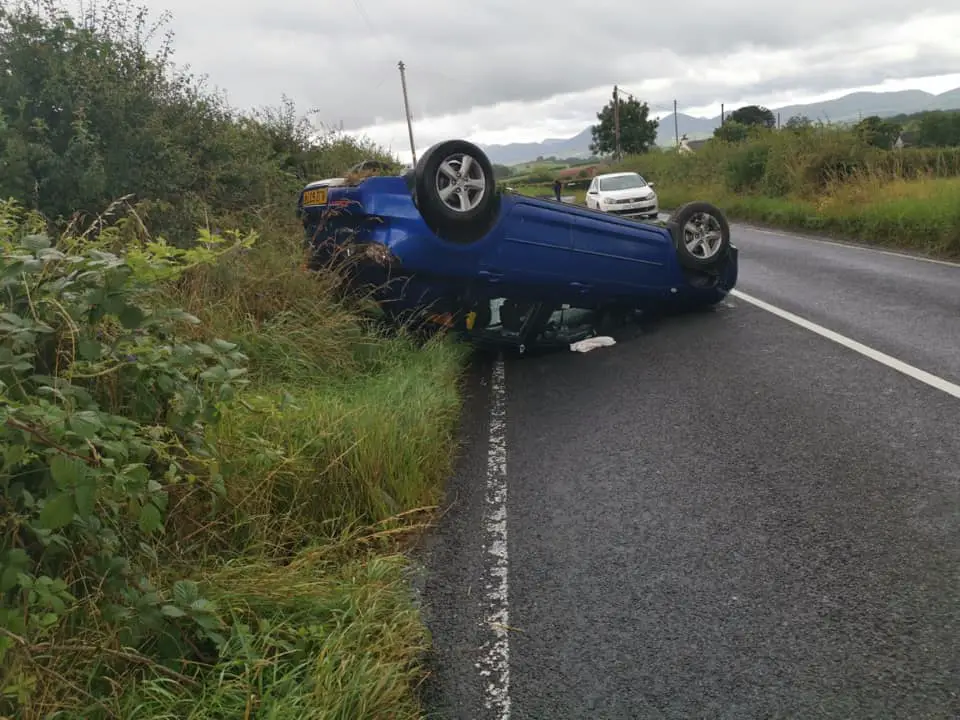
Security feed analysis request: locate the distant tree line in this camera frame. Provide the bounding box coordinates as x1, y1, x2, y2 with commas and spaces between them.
587, 88, 960, 157
715, 106, 960, 150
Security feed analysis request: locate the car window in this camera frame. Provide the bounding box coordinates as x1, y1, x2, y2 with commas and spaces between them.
598, 174, 647, 191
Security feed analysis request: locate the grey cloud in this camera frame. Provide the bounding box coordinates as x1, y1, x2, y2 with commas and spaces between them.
156, 0, 960, 129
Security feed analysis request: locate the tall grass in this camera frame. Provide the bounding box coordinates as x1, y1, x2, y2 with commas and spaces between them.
615, 127, 960, 255
511, 125, 960, 256
120, 549, 431, 720
0, 2, 469, 717
0, 202, 468, 719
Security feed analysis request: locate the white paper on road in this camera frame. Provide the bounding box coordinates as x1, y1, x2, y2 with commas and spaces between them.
570, 336, 616, 352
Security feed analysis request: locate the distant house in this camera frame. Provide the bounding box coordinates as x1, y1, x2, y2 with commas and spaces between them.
894, 131, 919, 149
677, 135, 709, 153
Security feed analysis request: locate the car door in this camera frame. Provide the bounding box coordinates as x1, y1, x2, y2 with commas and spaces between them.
480, 199, 575, 296
568, 209, 668, 295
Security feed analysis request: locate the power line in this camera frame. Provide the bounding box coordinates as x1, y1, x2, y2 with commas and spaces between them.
617, 87, 675, 115
350, 0, 377, 33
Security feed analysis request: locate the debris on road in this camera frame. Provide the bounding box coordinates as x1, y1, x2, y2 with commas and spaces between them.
570, 336, 617, 352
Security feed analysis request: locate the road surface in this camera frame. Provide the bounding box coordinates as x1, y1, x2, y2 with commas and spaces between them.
416, 223, 960, 720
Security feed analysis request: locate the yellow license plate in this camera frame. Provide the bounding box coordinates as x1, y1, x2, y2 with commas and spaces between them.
302, 187, 328, 206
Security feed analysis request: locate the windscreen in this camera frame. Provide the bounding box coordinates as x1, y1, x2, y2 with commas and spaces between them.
599, 174, 647, 191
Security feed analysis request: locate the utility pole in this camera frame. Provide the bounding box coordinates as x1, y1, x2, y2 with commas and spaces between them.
674, 99, 679, 148
398, 60, 417, 165
777, 111, 781, 129
613, 85, 621, 161
721, 103, 725, 125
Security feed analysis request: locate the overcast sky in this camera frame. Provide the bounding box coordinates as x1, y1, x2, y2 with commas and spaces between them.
150, 0, 960, 161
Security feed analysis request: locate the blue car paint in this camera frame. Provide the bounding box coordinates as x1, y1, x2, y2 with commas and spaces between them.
300, 175, 738, 316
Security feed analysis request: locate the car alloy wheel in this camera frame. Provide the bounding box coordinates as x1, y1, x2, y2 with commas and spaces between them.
435, 152, 487, 213
682, 211, 724, 260
413, 139, 499, 243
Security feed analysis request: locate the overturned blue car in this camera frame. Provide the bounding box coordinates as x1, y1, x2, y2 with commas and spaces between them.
296, 140, 738, 352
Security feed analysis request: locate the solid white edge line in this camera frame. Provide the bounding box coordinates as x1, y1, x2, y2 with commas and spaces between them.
730, 289, 960, 400
741, 225, 960, 268
476, 356, 511, 718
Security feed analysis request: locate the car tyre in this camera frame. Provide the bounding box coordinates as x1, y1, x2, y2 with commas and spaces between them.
667, 201, 731, 270
414, 139, 499, 244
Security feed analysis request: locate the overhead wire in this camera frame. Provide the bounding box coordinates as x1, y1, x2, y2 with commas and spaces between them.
618, 86, 674, 115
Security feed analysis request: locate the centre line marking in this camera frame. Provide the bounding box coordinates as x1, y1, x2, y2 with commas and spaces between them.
476, 355, 511, 718
730, 289, 960, 400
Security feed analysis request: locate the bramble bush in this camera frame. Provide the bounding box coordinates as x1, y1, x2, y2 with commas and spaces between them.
0, 2, 469, 716
0, 199, 257, 711
0, 196, 465, 719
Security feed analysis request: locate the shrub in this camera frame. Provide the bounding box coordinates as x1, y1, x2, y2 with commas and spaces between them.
0, 200, 256, 711
0, 0, 395, 243
617, 125, 960, 199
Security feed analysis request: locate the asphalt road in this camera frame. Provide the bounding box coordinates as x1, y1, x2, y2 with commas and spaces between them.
416, 224, 960, 720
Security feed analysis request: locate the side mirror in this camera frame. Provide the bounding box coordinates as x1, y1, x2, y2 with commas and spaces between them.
587, 189, 597, 195
648, 183, 656, 188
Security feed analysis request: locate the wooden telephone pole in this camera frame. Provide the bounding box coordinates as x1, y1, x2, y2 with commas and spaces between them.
674, 99, 679, 148
398, 61, 417, 164
613, 85, 621, 160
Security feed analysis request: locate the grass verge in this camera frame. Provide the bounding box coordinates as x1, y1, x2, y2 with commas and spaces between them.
654, 176, 960, 257
0, 202, 468, 719
509, 126, 960, 258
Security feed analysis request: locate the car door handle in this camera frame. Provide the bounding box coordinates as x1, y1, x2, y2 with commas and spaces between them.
570, 281, 592, 289
479, 270, 503, 282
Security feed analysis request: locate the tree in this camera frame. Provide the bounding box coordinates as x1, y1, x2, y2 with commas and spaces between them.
729, 105, 776, 129
590, 90, 659, 156
713, 120, 750, 143
915, 110, 960, 148
0, 0, 390, 238
854, 115, 902, 149
492, 163, 514, 180
785, 115, 812, 130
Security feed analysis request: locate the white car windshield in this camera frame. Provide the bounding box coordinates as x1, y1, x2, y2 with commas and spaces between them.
599, 174, 647, 191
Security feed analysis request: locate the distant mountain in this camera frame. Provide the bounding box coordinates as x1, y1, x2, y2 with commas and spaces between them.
480, 86, 960, 165
654, 113, 720, 144
927, 87, 960, 110
479, 127, 594, 166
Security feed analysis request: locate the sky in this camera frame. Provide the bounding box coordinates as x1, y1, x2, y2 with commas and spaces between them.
139, 0, 960, 163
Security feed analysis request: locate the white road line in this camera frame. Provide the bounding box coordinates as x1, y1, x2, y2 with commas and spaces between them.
476, 356, 511, 718
731, 289, 960, 400
741, 225, 960, 268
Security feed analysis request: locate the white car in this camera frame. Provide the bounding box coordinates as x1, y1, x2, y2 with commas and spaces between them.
584, 172, 659, 219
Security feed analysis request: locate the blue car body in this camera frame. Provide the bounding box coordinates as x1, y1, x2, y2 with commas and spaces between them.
298, 174, 738, 321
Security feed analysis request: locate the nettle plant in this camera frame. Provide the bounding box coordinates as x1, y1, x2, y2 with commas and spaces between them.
0, 201, 256, 690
